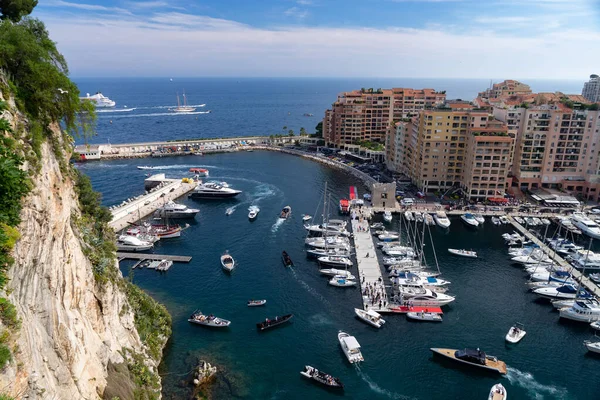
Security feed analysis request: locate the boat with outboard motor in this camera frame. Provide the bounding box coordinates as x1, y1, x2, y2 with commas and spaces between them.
430, 348, 507, 374
354, 308, 386, 328
461, 213, 479, 227
319, 269, 355, 279
406, 311, 442, 322
248, 205, 260, 220
221, 252, 235, 272
559, 299, 600, 322
338, 331, 363, 363
188, 311, 231, 327
256, 314, 293, 331
302, 214, 312, 222
300, 366, 344, 390
329, 275, 357, 287
505, 322, 526, 343
383, 211, 392, 223
247, 299, 266, 307
448, 248, 477, 258
280, 206, 292, 219
433, 211, 451, 228
584, 337, 600, 354
488, 383, 507, 400
282, 250, 294, 267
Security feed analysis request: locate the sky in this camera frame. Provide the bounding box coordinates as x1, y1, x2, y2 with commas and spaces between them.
34, 0, 600, 79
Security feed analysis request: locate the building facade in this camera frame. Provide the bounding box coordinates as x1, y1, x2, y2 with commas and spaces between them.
582, 74, 600, 103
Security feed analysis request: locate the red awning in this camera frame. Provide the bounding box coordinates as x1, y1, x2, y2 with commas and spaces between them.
488, 197, 508, 203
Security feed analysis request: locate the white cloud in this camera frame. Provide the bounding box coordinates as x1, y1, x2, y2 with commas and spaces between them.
296, 0, 313, 4
39, 11, 600, 79
44, 0, 132, 14
126, 1, 170, 9
284, 7, 309, 19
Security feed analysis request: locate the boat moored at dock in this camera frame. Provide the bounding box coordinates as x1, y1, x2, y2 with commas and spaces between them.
116, 235, 153, 252
406, 311, 442, 322
461, 213, 479, 227
430, 348, 507, 374
354, 308, 386, 328
154, 201, 199, 219
433, 211, 451, 228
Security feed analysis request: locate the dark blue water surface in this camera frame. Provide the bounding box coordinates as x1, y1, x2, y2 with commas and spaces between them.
79, 152, 598, 400
75, 77, 583, 145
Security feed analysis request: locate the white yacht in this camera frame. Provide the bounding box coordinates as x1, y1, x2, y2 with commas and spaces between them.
378, 232, 399, 241
190, 181, 241, 199
305, 236, 350, 250
569, 250, 600, 269
404, 211, 415, 221
460, 213, 479, 227
328, 275, 357, 287
317, 255, 353, 268
305, 224, 350, 236
473, 213, 485, 224
433, 211, 451, 228
499, 216, 510, 224
319, 269, 355, 278
354, 308, 386, 328
505, 323, 526, 344
248, 205, 260, 220
80, 91, 116, 107
571, 212, 600, 239
533, 284, 585, 300
338, 331, 363, 363
391, 273, 450, 287
383, 211, 392, 223
559, 299, 600, 322
396, 287, 456, 306
491, 217, 501, 225
584, 339, 600, 354
116, 235, 153, 251
424, 213, 435, 226
448, 248, 477, 258
154, 201, 199, 219
306, 248, 350, 258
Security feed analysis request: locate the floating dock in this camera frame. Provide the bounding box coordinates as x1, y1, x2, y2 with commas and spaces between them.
116, 252, 192, 263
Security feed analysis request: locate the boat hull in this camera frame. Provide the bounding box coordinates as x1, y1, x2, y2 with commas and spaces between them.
430, 348, 507, 374
190, 191, 241, 199
256, 314, 293, 331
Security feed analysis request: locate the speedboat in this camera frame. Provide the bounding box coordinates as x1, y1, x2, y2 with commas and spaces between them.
188, 311, 231, 327
433, 211, 451, 228
532, 217, 543, 226
391, 272, 450, 287
499, 216, 510, 224
305, 224, 350, 237
461, 213, 479, 227
305, 237, 350, 250
590, 273, 600, 283
571, 212, 600, 239
378, 232, 399, 241
154, 201, 199, 219
282, 251, 294, 267
406, 311, 442, 322
338, 331, 363, 363
80, 91, 115, 107
383, 211, 392, 223
116, 235, 153, 252
584, 338, 600, 354
137, 166, 155, 170
221, 252, 235, 272
190, 181, 241, 199
430, 348, 507, 374
300, 366, 344, 391
354, 308, 386, 328
489, 383, 507, 400
247, 299, 266, 307
533, 284, 591, 300
491, 217, 501, 225
591, 321, 600, 330
404, 211, 414, 221
329, 275, 357, 287
559, 300, 600, 322
448, 248, 477, 258
306, 248, 350, 258
248, 205, 260, 220
396, 287, 456, 306
280, 206, 292, 219
318, 255, 352, 268
302, 214, 312, 222
225, 207, 235, 215
371, 222, 384, 229
319, 269, 355, 279
505, 323, 526, 343
256, 314, 293, 331
541, 218, 551, 225
514, 216, 525, 224
189, 168, 209, 177
473, 213, 485, 224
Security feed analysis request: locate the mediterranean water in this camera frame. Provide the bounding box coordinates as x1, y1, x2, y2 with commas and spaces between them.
76, 78, 597, 399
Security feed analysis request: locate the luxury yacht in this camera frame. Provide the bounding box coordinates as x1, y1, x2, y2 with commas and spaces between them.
154, 201, 199, 219
571, 212, 600, 239
190, 181, 241, 199
80, 91, 116, 107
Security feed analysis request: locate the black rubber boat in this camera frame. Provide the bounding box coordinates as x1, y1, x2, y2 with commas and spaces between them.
256, 314, 293, 331
282, 250, 293, 267
300, 365, 344, 390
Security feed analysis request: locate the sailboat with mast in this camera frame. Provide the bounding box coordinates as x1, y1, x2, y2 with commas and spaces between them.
172, 90, 196, 113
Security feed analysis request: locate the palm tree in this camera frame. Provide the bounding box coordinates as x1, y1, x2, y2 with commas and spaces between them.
299, 127, 306, 136
288, 129, 294, 137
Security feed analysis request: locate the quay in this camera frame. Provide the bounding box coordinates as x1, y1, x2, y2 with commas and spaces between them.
507, 217, 600, 297
117, 252, 192, 263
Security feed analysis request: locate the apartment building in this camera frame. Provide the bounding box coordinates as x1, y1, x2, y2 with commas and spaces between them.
478, 79, 532, 101
385, 121, 411, 174
582, 74, 600, 103
323, 88, 445, 147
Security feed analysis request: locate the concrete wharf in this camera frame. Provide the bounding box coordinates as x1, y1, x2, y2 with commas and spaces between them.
507, 216, 600, 297
117, 252, 192, 263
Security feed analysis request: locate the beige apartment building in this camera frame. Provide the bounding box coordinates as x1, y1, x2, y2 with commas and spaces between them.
478, 79, 533, 101
323, 87, 446, 147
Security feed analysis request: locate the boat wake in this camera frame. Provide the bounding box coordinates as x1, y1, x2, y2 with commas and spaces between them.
140, 164, 218, 170
307, 313, 335, 326
97, 108, 136, 113
289, 269, 332, 308
355, 365, 415, 399
251, 183, 279, 204
98, 111, 210, 119
506, 367, 570, 400
271, 218, 284, 233
136, 104, 206, 110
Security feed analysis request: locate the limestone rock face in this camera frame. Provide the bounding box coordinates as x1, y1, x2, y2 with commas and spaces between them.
0, 95, 159, 399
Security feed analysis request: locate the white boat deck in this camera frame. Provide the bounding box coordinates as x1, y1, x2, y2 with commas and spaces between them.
351, 217, 388, 311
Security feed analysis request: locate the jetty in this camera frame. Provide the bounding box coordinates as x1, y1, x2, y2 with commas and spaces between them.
507, 217, 600, 297
117, 252, 192, 263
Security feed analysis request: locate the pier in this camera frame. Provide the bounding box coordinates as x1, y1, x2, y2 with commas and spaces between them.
507, 217, 600, 297
117, 252, 192, 263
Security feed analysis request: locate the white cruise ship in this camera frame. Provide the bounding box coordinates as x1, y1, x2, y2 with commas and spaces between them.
570, 212, 600, 239
80, 92, 116, 108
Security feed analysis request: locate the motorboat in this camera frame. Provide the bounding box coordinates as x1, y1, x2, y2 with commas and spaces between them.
557, 217, 582, 235
137, 166, 155, 170
406, 311, 442, 322
383, 256, 417, 266
529, 269, 572, 283
499, 216, 510, 225
282, 251, 294, 267
383, 211, 392, 223
329, 275, 357, 287
514, 216, 525, 224
473, 213, 485, 224
551, 299, 576, 309
248, 205, 260, 220
318, 255, 352, 268
533, 284, 591, 300
188, 311, 231, 327
339, 199, 350, 214
541, 218, 551, 225
391, 272, 450, 287
491, 217, 501, 226
154, 201, 199, 219
383, 247, 416, 257
448, 248, 477, 258
247, 299, 266, 307
396, 288, 456, 306
305, 237, 350, 250
371, 222, 384, 229
505, 323, 526, 343
532, 217, 543, 226
584, 339, 600, 354
559, 300, 600, 322
305, 224, 350, 237
433, 211, 451, 228
430, 348, 507, 374
590, 273, 600, 283
377, 241, 401, 248
591, 321, 600, 330
415, 212, 424, 223
155, 259, 173, 271
221, 252, 235, 272
256, 314, 293, 331
80, 91, 115, 107
404, 211, 414, 221
280, 206, 292, 219
461, 213, 479, 227
571, 212, 600, 239
511, 249, 552, 265
319, 269, 355, 279
300, 366, 344, 391
172, 91, 196, 112
548, 239, 583, 255
190, 181, 241, 199
306, 248, 350, 258
569, 250, 600, 269
338, 331, 363, 363
225, 207, 235, 215
116, 235, 153, 252
378, 232, 399, 241
354, 308, 386, 328
489, 383, 507, 400
189, 168, 209, 177
302, 214, 312, 222
424, 213, 435, 226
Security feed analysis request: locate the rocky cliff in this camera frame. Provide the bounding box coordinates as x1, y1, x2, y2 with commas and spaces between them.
0, 89, 166, 399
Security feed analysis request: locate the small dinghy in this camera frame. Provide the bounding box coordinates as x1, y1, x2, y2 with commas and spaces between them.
448, 248, 477, 258
302, 214, 312, 222
280, 206, 292, 219
256, 314, 293, 331
328, 275, 357, 287
188, 310, 231, 327
247, 299, 266, 307
505, 322, 526, 343
406, 311, 443, 322
383, 211, 392, 223
221, 252, 235, 272
225, 207, 235, 215
354, 308, 386, 328
300, 365, 344, 390
282, 250, 294, 267
488, 383, 507, 400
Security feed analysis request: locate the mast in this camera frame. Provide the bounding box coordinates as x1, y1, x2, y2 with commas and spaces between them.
176, 92, 181, 108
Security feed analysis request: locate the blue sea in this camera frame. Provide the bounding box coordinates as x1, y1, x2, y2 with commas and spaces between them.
75, 77, 584, 145
76, 78, 596, 400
